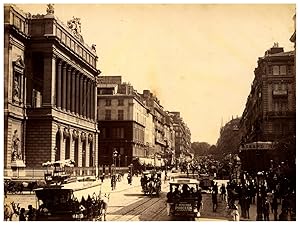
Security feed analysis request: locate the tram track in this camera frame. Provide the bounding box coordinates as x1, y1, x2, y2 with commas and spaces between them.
124, 197, 163, 221
110, 195, 161, 221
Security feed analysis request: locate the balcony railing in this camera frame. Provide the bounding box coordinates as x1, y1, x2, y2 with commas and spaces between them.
273, 90, 288, 97
266, 111, 295, 117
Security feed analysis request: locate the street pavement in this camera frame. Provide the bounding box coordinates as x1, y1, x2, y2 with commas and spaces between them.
4, 173, 284, 221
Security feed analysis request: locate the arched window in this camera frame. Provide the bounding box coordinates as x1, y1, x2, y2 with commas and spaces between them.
74, 139, 79, 167
65, 137, 70, 159
55, 131, 61, 161
82, 141, 86, 167
89, 143, 93, 167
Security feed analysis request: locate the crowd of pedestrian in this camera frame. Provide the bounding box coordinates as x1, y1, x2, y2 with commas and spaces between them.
225, 172, 295, 221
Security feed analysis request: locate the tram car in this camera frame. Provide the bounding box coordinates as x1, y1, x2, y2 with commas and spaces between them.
35, 159, 103, 221
140, 170, 161, 197
167, 178, 201, 218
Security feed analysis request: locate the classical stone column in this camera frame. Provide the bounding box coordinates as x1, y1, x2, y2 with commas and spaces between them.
92, 81, 97, 120
62, 64, 67, 110
66, 67, 71, 112
78, 134, 82, 168
83, 77, 87, 118
71, 70, 76, 113
89, 80, 93, 119
79, 75, 83, 117
42, 53, 56, 107
56, 60, 62, 109
75, 73, 80, 115
86, 79, 90, 119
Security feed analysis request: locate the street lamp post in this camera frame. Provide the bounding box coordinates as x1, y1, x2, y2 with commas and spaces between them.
118, 154, 121, 171
129, 163, 133, 175
125, 156, 128, 167
113, 150, 118, 175
256, 171, 264, 221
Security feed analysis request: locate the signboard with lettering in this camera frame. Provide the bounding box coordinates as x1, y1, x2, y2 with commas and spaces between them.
175, 203, 193, 212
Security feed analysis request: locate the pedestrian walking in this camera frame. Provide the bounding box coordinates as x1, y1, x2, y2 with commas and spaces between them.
19, 208, 26, 221
271, 196, 278, 221
100, 173, 105, 183
127, 173, 132, 185
220, 184, 226, 201
263, 198, 270, 221
111, 175, 116, 190
245, 196, 250, 219
212, 191, 218, 212
26, 205, 36, 221
166, 190, 173, 216
231, 204, 240, 221
197, 188, 203, 217
279, 209, 289, 221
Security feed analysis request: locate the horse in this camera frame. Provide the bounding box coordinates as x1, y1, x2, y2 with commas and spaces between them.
148, 180, 156, 197
4, 201, 20, 221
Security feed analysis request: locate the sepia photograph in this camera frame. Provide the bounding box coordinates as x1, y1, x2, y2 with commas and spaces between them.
2, 1, 296, 221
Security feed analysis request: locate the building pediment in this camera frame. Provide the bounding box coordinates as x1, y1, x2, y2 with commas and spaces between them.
13, 56, 25, 73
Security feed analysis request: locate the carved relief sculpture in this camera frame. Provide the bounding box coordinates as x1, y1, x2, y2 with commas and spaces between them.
88, 134, 93, 143
67, 17, 84, 42
46, 4, 55, 15
81, 132, 86, 142
11, 130, 22, 161
63, 127, 70, 139
12, 56, 25, 103
72, 129, 79, 140
13, 75, 20, 102
91, 44, 97, 52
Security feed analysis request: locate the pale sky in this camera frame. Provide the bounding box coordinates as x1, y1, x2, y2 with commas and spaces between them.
13, 3, 295, 144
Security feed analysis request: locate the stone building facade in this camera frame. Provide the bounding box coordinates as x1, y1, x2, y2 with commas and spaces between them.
216, 117, 242, 155
239, 44, 295, 143
4, 5, 100, 176
169, 112, 192, 163
97, 77, 180, 168
239, 44, 295, 173
97, 76, 151, 167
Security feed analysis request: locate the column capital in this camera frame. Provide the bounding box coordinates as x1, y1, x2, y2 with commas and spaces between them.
57, 59, 63, 66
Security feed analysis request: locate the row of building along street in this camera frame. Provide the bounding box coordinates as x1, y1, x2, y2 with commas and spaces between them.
3, 3, 296, 222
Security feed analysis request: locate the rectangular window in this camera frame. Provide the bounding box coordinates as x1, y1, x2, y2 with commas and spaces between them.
102, 128, 106, 138
115, 128, 125, 138
118, 99, 124, 106
280, 66, 286, 75
62, 32, 66, 44
120, 128, 124, 138
71, 40, 75, 51
288, 66, 292, 74
105, 110, 111, 120
273, 66, 279, 75
118, 110, 124, 120
106, 99, 111, 106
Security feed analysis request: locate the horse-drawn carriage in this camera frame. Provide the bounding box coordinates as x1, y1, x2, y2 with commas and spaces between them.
140, 171, 161, 197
